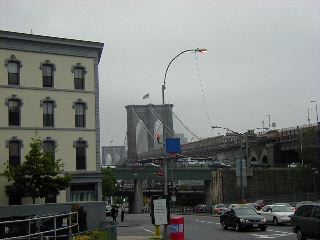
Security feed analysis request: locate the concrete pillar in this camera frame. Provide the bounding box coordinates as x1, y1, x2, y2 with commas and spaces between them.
204, 171, 224, 206
132, 179, 143, 213
204, 180, 214, 205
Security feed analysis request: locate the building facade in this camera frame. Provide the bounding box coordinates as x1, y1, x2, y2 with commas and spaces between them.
0, 30, 104, 206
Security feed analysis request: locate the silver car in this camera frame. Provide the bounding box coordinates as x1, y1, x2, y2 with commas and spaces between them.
259, 205, 294, 225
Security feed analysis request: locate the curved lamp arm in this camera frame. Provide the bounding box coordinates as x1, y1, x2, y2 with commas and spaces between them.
162, 48, 207, 104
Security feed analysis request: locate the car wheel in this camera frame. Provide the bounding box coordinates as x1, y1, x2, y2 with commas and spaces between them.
273, 217, 279, 226
221, 221, 228, 230
260, 226, 267, 231
235, 222, 241, 232
296, 229, 305, 240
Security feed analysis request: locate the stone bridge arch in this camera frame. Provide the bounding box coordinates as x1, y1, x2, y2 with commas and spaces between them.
126, 104, 174, 161
101, 146, 126, 165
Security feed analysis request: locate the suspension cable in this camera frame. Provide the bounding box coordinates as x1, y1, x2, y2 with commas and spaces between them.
171, 110, 201, 141
194, 52, 213, 135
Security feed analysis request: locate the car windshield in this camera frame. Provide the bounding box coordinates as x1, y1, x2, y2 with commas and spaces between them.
234, 208, 257, 215
273, 206, 292, 212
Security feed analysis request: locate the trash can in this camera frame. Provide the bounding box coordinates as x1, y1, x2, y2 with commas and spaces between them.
170, 216, 184, 240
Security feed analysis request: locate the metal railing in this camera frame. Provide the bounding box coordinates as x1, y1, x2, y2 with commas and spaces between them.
0, 212, 78, 240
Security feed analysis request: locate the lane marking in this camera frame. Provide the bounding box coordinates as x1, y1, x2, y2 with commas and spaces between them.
139, 227, 154, 233
250, 230, 295, 239
267, 229, 294, 235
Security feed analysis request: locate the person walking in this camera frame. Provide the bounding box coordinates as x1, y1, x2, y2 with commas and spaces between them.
120, 205, 125, 222
111, 205, 118, 224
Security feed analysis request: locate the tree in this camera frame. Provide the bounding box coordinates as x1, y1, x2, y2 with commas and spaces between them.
4, 132, 71, 204
101, 168, 116, 200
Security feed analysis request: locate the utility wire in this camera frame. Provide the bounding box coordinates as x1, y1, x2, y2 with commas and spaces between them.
194, 52, 213, 135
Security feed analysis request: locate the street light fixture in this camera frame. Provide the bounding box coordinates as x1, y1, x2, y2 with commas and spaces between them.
310, 100, 319, 124
161, 48, 207, 239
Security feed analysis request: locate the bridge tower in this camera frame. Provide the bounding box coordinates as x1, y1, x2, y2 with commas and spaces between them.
101, 146, 126, 165
126, 104, 174, 162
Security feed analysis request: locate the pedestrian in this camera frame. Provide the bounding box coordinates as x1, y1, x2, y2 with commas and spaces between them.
111, 205, 118, 224
121, 206, 125, 222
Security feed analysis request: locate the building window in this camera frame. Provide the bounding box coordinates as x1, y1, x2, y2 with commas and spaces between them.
74, 139, 88, 170
7, 61, 20, 85
9, 140, 21, 167
43, 101, 54, 127
43, 139, 56, 161
42, 64, 54, 87
8, 99, 21, 126
72, 63, 87, 90
5, 55, 22, 86
74, 67, 85, 90
70, 184, 96, 202
75, 103, 86, 128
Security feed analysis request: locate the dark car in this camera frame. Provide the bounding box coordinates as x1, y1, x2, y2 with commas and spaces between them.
220, 207, 267, 232
291, 203, 320, 240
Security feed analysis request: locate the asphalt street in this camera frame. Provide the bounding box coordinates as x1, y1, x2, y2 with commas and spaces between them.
113, 213, 297, 240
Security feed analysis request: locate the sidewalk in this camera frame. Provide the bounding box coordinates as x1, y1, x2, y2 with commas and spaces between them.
117, 236, 154, 240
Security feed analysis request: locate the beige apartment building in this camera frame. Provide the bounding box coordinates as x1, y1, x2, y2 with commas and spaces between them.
0, 30, 104, 206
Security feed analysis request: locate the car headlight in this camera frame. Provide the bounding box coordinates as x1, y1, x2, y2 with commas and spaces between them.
260, 218, 267, 222
240, 218, 249, 223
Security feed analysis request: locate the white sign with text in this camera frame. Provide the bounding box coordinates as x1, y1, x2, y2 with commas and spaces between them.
153, 198, 168, 225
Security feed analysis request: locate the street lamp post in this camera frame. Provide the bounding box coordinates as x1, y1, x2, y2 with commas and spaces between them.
162, 48, 207, 239
311, 100, 319, 124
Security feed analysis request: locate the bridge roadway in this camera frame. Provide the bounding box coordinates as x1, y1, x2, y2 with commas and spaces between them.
112, 167, 213, 180
112, 167, 216, 213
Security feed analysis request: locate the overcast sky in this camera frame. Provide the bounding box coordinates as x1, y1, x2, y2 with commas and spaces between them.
1, 0, 319, 147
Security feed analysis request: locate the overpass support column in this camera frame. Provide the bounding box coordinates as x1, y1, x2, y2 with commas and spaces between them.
132, 179, 143, 213
204, 179, 214, 206
205, 171, 224, 205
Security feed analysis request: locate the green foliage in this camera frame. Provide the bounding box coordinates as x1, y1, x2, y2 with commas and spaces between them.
3, 131, 71, 203
101, 168, 116, 200
74, 230, 109, 240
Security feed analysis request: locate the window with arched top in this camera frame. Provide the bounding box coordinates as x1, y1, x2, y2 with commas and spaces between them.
73, 99, 87, 128
72, 63, 87, 90
7, 140, 22, 167
6, 96, 23, 126
40, 60, 56, 87
5, 55, 22, 85
43, 139, 56, 161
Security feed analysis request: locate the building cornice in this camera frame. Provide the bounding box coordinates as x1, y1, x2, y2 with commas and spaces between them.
0, 126, 96, 131
0, 30, 104, 62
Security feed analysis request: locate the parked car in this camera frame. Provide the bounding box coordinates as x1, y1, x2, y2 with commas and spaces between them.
220, 207, 267, 231
213, 204, 228, 215
208, 160, 231, 168
254, 199, 274, 211
291, 203, 320, 240
287, 162, 301, 168
144, 163, 160, 168
260, 205, 294, 225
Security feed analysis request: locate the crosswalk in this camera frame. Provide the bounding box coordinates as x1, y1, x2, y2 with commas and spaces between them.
195, 220, 295, 239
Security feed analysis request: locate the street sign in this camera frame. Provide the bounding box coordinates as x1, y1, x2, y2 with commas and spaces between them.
166, 138, 181, 153
236, 159, 247, 187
